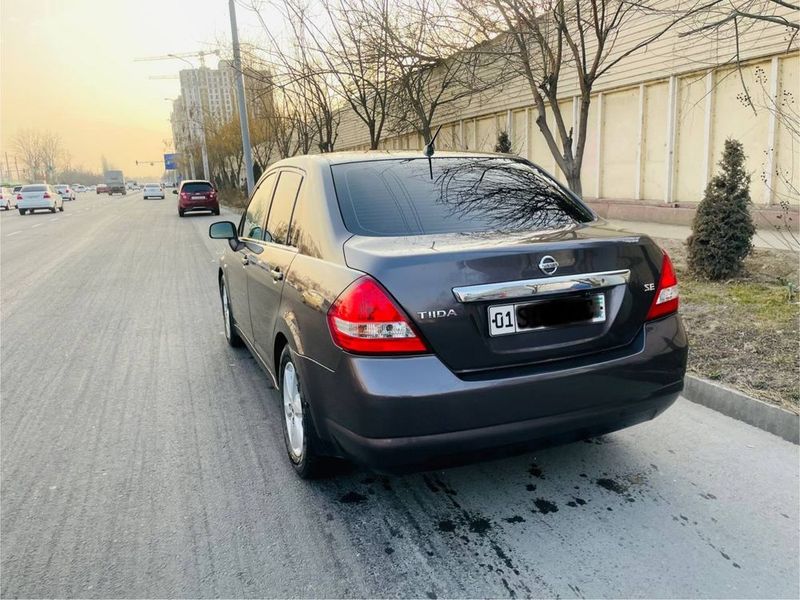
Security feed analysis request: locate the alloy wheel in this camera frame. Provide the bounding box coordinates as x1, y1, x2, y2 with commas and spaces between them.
282, 362, 304, 460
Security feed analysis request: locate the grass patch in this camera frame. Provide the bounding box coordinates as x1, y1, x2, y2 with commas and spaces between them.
658, 237, 799, 412
218, 187, 247, 211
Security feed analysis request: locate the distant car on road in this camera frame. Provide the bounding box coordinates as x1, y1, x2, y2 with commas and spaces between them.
96, 184, 109, 194
74, 184, 86, 193
175, 179, 219, 217
208, 152, 687, 478
0, 187, 17, 210
54, 185, 76, 201
17, 184, 64, 215
143, 183, 164, 199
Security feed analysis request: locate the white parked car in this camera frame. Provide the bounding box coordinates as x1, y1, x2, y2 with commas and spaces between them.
54, 184, 76, 201
17, 184, 64, 215
142, 183, 164, 199
0, 187, 16, 210
74, 184, 86, 193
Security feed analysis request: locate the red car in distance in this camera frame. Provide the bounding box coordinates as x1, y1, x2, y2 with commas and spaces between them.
174, 180, 219, 217
96, 184, 109, 194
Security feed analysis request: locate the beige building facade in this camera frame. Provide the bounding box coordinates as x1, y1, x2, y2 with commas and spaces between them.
335, 4, 798, 210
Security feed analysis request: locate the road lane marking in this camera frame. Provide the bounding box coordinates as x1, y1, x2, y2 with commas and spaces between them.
7, 231, 20, 236
31, 223, 42, 228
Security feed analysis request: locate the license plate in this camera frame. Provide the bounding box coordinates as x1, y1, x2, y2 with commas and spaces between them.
191, 195, 206, 200
488, 294, 606, 337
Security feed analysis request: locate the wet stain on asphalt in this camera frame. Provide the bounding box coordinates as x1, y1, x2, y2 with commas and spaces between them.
596, 477, 628, 494
468, 516, 492, 535
528, 463, 545, 478
437, 519, 456, 533
532, 498, 559, 514
503, 515, 525, 524
525, 484, 537, 492
339, 491, 367, 504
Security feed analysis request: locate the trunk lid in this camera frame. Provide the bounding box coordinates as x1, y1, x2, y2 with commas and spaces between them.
344, 223, 665, 373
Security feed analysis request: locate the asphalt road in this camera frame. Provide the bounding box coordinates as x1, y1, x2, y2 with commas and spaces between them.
1, 192, 798, 599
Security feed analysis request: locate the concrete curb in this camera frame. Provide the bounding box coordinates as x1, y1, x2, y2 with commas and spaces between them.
683, 375, 799, 444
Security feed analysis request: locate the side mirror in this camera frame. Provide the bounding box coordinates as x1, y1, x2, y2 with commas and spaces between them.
172, 189, 178, 195
209, 220, 237, 240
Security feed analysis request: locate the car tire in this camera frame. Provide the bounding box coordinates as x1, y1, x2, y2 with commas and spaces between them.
213, 208, 220, 216
58, 205, 64, 212
18, 209, 26, 215
220, 278, 243, 348
50, 206, 56, 213
178, 209, 185, 217
279, 346, 325, 479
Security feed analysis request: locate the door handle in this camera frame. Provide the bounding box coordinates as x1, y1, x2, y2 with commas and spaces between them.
241, 255, 250, 266
269, 267, 283, 282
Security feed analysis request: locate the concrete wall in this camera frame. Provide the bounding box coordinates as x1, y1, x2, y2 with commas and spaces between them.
336, 1, 798, 206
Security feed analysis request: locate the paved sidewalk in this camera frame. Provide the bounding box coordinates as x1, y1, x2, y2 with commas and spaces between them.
607, 219, 800, 251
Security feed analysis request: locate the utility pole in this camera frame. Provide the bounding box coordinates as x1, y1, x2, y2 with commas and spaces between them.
229, 0, 255, 196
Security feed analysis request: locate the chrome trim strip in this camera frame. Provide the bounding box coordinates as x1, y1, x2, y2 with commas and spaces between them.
452, 269, 631, 303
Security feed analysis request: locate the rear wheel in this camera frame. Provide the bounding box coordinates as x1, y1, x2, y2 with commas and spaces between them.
18, 209, 26, 215
58, 205, 64, 212
220, 278, 243, 348
280, 347, 324, 479
50, 206, 56, 213
178, 208, 185, 217
213, 208, 220, 216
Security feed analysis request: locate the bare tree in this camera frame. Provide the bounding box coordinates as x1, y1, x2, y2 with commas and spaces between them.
374, 0, 502, 144
458, 0, 720, 195
302, 0, 393, 149
244, 0, 341, 154
13, 129, 66, 182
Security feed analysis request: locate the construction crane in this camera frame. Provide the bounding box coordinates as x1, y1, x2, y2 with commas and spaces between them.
134, 50, 220, 68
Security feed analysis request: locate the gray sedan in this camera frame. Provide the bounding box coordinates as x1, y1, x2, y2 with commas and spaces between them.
209, 152, 687, 477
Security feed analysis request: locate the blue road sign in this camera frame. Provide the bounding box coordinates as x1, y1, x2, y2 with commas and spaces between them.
164, 153, 178, 170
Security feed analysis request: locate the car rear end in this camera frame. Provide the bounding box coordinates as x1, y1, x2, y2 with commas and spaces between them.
143, 184, 163, 199
0, 187, 13, 209
178, 181, 218, 214
302, 155, 687, 469
17, 185, 56, 213
55, 185, 72, 201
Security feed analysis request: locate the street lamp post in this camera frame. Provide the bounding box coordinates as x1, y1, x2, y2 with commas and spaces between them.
229, 0, 255, 196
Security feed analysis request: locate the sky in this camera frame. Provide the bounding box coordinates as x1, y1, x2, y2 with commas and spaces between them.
0, 0, 278, 179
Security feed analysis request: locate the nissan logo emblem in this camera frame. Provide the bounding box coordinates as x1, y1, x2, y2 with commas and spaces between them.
539, 255, 559, 275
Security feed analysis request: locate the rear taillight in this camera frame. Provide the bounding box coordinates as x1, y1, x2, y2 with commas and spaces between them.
646, 252, 679, 320
16, 194, 22, 200
327, 277, 428, 354
43, 192, 50, 199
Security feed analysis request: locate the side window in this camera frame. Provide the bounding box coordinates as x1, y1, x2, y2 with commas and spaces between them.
265, 171, 302, 246
239, 173, 276, 240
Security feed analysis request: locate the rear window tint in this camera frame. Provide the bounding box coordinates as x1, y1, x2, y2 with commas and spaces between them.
331, 157, 594, 237
21, 185, 47, 192
181, 182, 213, 193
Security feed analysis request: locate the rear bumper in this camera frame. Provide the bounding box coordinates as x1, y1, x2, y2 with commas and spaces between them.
18, 200, 54, 209
298, 314, 687, 469
179, 200, 218, 211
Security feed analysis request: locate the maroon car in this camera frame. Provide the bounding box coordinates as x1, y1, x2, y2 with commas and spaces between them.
175, 180, 220, 217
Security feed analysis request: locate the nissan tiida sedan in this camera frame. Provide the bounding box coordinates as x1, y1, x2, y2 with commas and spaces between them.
209, 152, 687, 477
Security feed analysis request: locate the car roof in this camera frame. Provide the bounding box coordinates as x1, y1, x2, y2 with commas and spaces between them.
275, 150, 508, 168
179, 179, 212, 185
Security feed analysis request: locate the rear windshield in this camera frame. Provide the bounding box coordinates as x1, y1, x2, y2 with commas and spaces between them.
181, 182, 212, 193
331, 157, 594, 237
21, 185, 47, 192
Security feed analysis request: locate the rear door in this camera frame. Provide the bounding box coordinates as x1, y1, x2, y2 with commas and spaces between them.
248, 169, 303, 364
225, 173, 277, 344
